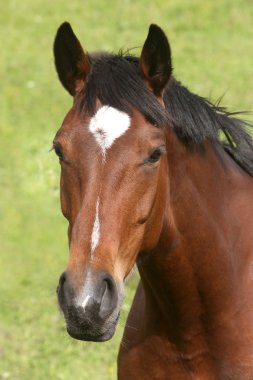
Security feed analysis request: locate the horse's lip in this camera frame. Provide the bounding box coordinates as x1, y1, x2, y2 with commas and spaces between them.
66, 313, 120, 342
67, 326, 115, 342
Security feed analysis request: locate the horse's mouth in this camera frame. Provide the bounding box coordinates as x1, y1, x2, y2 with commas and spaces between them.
66, 313, 120, 342
67, 326, 116, 342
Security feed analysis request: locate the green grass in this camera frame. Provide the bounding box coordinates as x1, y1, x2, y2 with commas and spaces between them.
1, 0, 253, 379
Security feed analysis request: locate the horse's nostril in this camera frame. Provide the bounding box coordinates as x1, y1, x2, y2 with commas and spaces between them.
99, 273, 118, 319
60, 271, 67, 284
57, 271, 67, 294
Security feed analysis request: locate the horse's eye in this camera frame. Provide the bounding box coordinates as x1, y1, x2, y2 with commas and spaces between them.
54, 145, 64, 161
145, 147, 163, 165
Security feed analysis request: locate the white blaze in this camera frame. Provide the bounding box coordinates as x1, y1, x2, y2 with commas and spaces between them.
89, 105, 131, 157
91, 199, 100, 252
89, 105, 131, 253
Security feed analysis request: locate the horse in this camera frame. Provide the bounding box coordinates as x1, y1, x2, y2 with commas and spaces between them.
53, 23, 253, 379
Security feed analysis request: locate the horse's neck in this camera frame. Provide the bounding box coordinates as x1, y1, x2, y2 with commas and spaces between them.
138, 134, 253, 373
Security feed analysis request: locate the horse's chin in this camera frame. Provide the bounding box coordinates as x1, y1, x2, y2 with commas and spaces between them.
66, 313, 120, 342
67, 326, 116, 342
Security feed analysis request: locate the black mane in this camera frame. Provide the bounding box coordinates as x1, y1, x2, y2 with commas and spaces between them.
82, 53, 253, 176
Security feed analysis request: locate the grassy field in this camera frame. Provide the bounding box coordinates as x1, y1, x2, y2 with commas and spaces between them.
1, 0, 253, 379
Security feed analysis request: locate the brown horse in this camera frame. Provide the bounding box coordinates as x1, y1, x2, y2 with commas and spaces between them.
53, 23, 253, 379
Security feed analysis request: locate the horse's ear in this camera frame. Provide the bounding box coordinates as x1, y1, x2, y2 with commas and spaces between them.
139, 24, 172, 97
53, 22, 91, 96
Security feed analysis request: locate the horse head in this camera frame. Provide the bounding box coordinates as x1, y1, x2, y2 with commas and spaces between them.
53, 23, 172, 341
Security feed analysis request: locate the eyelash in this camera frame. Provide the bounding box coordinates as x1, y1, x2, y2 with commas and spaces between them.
148, 148, 162, 163
144, 146, 165, 165
52, 144, 64, 161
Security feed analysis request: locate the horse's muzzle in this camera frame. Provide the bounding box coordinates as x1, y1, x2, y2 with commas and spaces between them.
57, 270, 120, 341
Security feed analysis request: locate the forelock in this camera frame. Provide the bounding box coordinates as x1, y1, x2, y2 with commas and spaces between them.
81, 53, 169, 127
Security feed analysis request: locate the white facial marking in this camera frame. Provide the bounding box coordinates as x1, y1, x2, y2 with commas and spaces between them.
91, 199, 100, 252
89, 106, 131, 157
81, 294, 90, 310
89, 106, 129, 252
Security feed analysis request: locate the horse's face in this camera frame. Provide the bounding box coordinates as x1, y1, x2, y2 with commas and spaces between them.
53, 23, 172, 341
54, 104, 168, 340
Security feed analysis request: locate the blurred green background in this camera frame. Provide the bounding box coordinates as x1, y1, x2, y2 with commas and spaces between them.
1, 0, 252, 379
